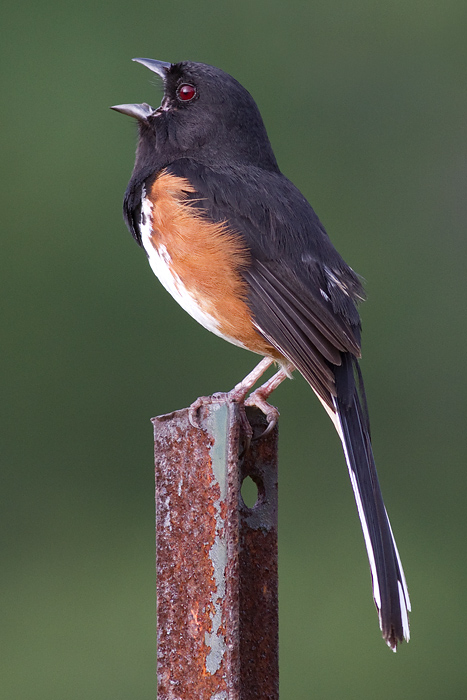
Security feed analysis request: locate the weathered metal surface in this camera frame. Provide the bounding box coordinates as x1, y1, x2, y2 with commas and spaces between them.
152, 402, 278, 700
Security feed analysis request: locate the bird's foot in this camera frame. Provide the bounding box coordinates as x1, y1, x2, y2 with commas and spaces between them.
188, 391, 253, 444
188, 357, 292, 442
245, 390, 279, 438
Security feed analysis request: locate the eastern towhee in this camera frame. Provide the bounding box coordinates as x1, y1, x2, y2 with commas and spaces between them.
112, 58, 410, 650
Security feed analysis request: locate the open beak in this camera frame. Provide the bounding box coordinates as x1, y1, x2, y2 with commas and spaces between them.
132, 58, 171, 78
110, 102, 154, 121
110, 58, 172, 121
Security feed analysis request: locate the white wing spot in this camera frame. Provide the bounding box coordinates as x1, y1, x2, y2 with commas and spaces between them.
324, 265, 350, 296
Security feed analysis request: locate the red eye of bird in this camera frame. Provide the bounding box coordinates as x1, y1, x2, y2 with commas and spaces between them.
177, 83, 197, 102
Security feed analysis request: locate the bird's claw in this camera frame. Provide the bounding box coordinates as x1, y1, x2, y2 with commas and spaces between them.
245, 392, 279, 440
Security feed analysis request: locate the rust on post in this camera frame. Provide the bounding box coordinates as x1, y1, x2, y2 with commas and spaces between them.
152, 401, 279, 700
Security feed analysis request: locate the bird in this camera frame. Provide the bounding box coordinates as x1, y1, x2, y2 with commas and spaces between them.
111, 57, 410, 650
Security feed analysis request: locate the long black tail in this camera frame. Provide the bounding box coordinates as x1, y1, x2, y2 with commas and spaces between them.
333, 355, 410, 650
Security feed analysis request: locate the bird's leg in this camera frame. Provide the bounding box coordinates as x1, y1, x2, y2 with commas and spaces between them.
188, 357, 275, 438
245, 363, 294, 437
229, 356, 276, 400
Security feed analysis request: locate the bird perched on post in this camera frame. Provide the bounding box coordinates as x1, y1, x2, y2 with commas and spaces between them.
112, 57, 410, 649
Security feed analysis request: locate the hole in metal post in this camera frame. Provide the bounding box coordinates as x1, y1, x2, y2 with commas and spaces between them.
241, 476, 259, 509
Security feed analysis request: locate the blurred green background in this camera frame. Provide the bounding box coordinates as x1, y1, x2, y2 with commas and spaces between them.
2, 0, 466, 697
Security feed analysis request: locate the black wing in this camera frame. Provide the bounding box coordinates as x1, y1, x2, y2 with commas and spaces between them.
167, 158, 364, 398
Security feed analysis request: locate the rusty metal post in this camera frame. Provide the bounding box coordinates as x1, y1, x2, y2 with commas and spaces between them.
152, 401, 279, 700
